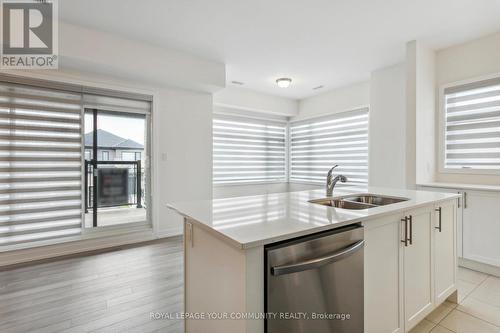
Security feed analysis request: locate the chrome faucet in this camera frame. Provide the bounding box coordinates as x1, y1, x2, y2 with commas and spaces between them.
326, 165, 347, 197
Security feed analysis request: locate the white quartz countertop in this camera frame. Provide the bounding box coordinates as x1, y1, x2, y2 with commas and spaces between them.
167, 187, 460, 250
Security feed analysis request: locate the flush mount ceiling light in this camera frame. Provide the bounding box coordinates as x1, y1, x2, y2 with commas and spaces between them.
276, 78, 292, 88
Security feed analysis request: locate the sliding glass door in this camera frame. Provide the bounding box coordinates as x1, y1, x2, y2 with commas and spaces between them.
84, 108, 150, 229
0, 75, 153, 249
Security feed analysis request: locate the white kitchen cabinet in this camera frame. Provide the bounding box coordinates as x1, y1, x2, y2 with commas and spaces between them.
462, 190, 500, 267
434, 200, 457, 304
403, 206, 434, 331
364, 200, 457, 333
417, 185, 463, 258
364, 215, 404, 333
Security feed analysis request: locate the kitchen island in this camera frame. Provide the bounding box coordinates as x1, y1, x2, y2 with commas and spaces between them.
168, 187, 460, 333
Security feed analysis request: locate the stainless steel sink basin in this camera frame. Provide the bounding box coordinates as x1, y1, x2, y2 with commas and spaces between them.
309, 198, 375, 210
342, 194, 409, 206
309, 194, 409, 210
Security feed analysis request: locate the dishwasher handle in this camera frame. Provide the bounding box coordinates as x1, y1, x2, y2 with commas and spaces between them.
271, 240, 365, 276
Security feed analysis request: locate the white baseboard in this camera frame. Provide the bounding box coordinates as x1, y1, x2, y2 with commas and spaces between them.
0, 229, 159, 267
459, 257, 500, 278
156, 227, 183, 239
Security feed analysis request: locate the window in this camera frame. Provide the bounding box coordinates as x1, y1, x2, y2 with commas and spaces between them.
0, 75, 153, 248
213, 114, 287, 185
443, 76, 500, 172
101, 151, 109, 160
121, 151, 135, 161
289, 108, 369, 187
0, 81, 83, 247
135, 152, 141, 160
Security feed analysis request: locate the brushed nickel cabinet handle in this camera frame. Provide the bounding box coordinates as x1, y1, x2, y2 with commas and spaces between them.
186, 222, 194, 248
435, 207, 442, 232
464, 192, 467, 209
401, 217, 408, 247
408, 215, 413, 245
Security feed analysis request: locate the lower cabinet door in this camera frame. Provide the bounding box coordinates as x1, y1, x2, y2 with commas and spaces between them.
434, 200, 457, 304
463, 190, 500, 267
404, 206, 434, 331
364, 215, 404, 333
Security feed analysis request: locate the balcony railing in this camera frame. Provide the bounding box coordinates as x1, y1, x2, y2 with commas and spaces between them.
84, 160, 143, 213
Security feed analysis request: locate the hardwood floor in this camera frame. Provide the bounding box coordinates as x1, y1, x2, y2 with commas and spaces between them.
0, 237, 184, 333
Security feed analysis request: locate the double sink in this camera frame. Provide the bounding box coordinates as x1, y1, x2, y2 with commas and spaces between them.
309, 194, 409, 210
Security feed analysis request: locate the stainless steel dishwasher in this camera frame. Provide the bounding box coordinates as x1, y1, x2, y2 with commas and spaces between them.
265, 224, 364, 333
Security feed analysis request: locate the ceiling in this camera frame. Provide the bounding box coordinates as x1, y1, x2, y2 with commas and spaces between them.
59, 0, 500, 99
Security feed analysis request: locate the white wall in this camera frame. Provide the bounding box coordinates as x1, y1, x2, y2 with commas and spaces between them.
369, 63, 409, 188
407, 40, 437, 188
59, 21, 225, 93
212, 87, 295, 199
0, 22, 223, 265
56, 22, 223, 236
410, 41, 436, 185
294, 81, 370, 121
288, 81, 371, 192
213, 86, 298, 117
212, 82, 371, 198
213, 82, 371, 197
435, 31, 500, 186
158, 88, 213, 236
436, 31, 500, 86
214, 33, 500, 196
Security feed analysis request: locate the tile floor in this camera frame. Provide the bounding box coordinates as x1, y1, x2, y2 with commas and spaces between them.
410, 267, 500, 333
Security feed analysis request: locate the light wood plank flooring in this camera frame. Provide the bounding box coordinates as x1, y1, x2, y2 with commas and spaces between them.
0, 237, 183, 333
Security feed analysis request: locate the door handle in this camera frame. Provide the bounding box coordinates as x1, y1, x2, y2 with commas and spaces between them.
401, 216, 408, 247
271, 240, 365, 276
435, 207, 442, 232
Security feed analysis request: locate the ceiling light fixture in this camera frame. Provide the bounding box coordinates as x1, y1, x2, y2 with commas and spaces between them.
276, 78, 292, 88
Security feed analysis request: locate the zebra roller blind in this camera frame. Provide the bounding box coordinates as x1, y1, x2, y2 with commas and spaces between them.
290, 107, 369, 187
444, 77, 500, 171
213, 114, 287, 185
0, 82, 83, 247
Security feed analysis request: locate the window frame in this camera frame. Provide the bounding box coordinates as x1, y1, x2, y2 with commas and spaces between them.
121, 151, 135, 161
212, 112, 288, 187
0, 72, 155, 252
101, 150, 109, 161
288, 106, 370, 186
212, 106, 370, 187
439, 72, 500, 176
